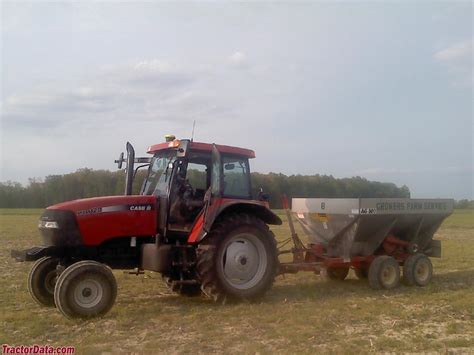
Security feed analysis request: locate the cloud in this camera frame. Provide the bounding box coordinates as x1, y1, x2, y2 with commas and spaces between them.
1, 59, 215, 129
3, 87, 118, 129
228, 51, 248, 68
434, 40, 472, 62
434, 39, 473, 85
128, 59, 195, 87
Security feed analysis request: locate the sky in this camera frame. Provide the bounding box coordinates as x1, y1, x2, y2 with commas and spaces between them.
1, 1, 472, 199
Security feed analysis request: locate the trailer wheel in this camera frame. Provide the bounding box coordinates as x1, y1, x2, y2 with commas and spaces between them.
54, 260, 117, 319
403, 254, 433, 286
321, 267, 349, 281
353, 267, 368, 280
27, 256, 59, 307
368, 256, 400, 290
196, 213, 277, 302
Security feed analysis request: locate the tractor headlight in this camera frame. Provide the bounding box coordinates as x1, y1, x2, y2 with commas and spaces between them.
38, 220, 60, 229
38, 209, 81, 246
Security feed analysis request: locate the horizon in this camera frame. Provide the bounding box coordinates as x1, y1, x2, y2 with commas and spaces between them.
0, 160, 458, 200
1, 2, 472, 199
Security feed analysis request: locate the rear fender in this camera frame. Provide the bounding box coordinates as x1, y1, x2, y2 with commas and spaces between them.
187, 200, 282, 244
217, 202, 282, 226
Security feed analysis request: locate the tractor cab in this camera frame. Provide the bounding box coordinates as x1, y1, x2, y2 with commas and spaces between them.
117, 136, 261, 238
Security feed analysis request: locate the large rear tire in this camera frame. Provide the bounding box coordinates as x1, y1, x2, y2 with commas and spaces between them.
403, 254, 433, 286
54, 260, 117, 319
196, 214, 278, 302
368, 256, 400, 290
28, 256, 59, 307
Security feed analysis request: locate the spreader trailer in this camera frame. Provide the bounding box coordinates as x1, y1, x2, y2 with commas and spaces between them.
278, 197, 453, 289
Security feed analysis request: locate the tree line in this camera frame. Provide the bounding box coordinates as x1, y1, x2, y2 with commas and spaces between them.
0, 168, 416, 209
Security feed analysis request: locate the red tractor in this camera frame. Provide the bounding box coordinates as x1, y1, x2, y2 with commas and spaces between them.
13, 136, 281, 319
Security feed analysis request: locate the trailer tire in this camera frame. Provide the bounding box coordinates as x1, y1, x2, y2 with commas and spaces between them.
196, 213, 277, 302
353, 267, 368, 280
321, 267, 349, 281
368, 256, 400, 290
54, 260, 117, 319
27, 256, 59, 307
403, 254, 433, 287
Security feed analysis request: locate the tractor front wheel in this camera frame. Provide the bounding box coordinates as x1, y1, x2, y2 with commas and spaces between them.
196, 214, 277, 302
28, 256, 59, 307
54, 260, 117, 319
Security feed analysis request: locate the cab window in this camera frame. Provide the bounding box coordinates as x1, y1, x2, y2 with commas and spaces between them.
186, 163, 207, 190
222, 156, 251, 198
142, 153, 175, 196
186, 162, 208, 200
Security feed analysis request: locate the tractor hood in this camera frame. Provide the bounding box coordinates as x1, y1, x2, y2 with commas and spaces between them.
40, 195, 158, 246
47, 195, 157, 214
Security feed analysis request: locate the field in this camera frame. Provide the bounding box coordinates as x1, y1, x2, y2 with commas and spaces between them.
0, 209, 473, 353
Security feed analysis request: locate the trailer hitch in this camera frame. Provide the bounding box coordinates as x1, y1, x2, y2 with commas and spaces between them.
281, 195, 306, 263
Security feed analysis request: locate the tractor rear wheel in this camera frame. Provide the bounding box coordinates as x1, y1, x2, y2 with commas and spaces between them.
321, 267, 349, 281
28, 256, 59, 307
196, 214, 277, 302
403, 254, 433, 286
54, 260, 117, 319
368, 256, 400, 290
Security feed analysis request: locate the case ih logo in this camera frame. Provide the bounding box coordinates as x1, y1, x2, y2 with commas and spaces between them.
129, 205, 153, 211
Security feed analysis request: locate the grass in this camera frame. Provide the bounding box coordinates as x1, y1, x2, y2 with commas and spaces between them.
440, 209, 474, 229
0, 209, 472, 353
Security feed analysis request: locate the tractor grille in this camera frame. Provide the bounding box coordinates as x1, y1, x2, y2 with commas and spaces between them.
39, 209, 82, 246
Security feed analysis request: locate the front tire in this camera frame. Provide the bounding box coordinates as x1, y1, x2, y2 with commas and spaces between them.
196, 214, 277, 302
28, 256, 59, 307
54, 260, 117, 319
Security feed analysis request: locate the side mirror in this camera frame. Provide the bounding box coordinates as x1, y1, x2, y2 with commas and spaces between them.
224, 163, 235, 171
115, 152, 125, 169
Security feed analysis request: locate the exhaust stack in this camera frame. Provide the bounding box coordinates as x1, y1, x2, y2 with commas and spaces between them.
125, 142, 135, 195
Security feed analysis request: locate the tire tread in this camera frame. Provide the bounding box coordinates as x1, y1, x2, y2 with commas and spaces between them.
196, 213, 277, 303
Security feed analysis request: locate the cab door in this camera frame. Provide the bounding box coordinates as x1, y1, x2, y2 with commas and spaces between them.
187, 144, 223, 243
